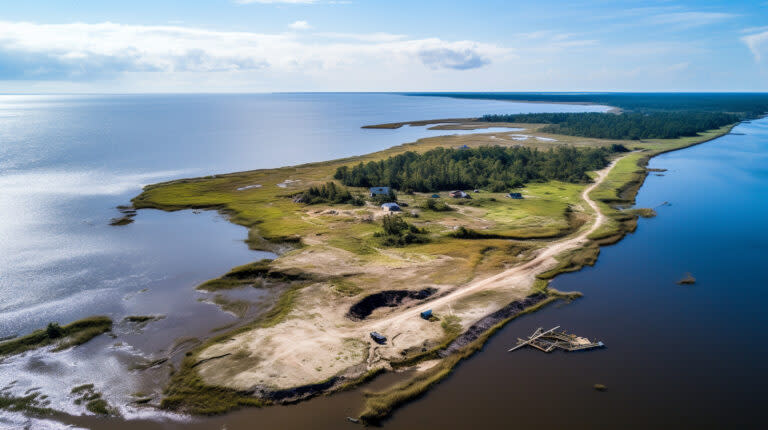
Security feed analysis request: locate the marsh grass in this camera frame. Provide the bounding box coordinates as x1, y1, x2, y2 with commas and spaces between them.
70, 384, 119, 416
359, 296, 559, 424
330, 277, 362, 297
0, 316, 112, 358
440, 315, 462, 337
537, 245, 601, 280
0, 391, 54, 416
159, 281, 309, 413
196, 259, 313, 291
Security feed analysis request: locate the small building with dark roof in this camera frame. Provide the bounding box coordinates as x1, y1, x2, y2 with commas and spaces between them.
369, 187, 391, 197
381, 202, 402, 212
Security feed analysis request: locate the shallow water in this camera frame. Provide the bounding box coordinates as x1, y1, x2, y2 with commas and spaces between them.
0, 93, 605, 337
61, 117, 768, 429
0, 93, 606, 428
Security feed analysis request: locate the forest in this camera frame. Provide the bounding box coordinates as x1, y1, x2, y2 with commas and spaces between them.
295, 182, 364, 205
479, 112, 739, 140
334, 145, 625, 192
406, 92, 768, 116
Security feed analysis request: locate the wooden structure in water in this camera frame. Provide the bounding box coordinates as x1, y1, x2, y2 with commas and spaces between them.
508, 326, 604, 353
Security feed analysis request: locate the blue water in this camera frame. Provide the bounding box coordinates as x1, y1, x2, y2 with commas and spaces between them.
57, 116, 768, 430
376, 119, 768, 429
0, 93, 606, 338
3, 95, 764, 428
0, 93, 608, 427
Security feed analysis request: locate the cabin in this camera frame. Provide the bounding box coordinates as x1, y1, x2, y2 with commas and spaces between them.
381, 202, 402, 212
506, 192, 523, 199
370, 332, 387, 344
369, 187, 391, 197
420, 309, 433, 320
449, 190, 469, 199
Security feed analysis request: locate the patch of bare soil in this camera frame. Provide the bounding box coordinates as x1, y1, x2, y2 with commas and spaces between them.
194, 159, 619, 393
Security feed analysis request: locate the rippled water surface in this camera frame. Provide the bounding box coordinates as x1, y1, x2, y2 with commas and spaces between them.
69, 115, 768, 430
0, 93, 607, 428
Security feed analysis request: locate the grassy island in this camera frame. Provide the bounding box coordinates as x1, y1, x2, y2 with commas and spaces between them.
129, 113, 735, 420
0, 316, 113, 358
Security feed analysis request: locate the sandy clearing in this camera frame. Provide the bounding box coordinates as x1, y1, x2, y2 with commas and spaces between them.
195, 157, 621, 391
370, 158, 614, 332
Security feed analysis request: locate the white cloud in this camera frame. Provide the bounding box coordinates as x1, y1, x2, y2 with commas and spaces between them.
289, 20, 311, 30
741, 25, 768, 34
742, 31, 768, 62
0, 21, 506, 81
314, 32, 406, 42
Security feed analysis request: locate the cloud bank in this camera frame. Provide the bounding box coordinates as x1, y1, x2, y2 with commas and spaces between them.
743, 31, 768, 63
0, 21, 504, 81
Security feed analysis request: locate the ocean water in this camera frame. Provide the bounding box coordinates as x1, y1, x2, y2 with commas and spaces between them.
0, 93, 606, 337
58, 115, 768, 430
0, 93, 607, 427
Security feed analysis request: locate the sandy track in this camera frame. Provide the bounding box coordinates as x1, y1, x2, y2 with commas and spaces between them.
197, 158, 622, 390
367, 158, 617, 332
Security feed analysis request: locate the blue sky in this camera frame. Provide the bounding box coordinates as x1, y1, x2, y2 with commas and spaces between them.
0, 0, 766, 92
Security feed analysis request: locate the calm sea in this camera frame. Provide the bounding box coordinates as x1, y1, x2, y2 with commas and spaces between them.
60, 114, 768, 430
0, 93, 605, 337
0, 93, 606, 428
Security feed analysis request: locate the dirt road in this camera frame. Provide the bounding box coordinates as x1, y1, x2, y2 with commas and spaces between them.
369, 157, 618, 332
196, 157, 623, 390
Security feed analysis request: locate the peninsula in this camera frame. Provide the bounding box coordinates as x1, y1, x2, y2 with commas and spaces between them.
129, 115, 735, 422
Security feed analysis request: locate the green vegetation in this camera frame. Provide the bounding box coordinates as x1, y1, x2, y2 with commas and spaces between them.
46, 323, 64, 338
161, 354, 265, 415
71, 384, 119, 416
160, 280, 309, 414
330, 277, 363, 297
440, 315, 462, 337
335, 146, 624, 192
109, 215, 134, 226
295, 181, 364, 206
537, 245, 601, 280
406, 92, 768, 116
0, 316, 112, 358
480, 112, 738, 140
209, 295, 250, 317
420, 198, 452, 212
373, 214, 429, 246
123, 315, 163, 323
0, 391, 54, 416
196, 259, 311, 291
128, 107, 738, 419
359, 295, 559, 424
450, 226, 507, 239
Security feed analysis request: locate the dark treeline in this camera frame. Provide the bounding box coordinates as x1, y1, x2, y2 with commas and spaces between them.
479, 112, 739, 140
405, 92, 768, 116
374, 214, 429, 246
296, 182, 364, 205
334, 145, 624, 192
